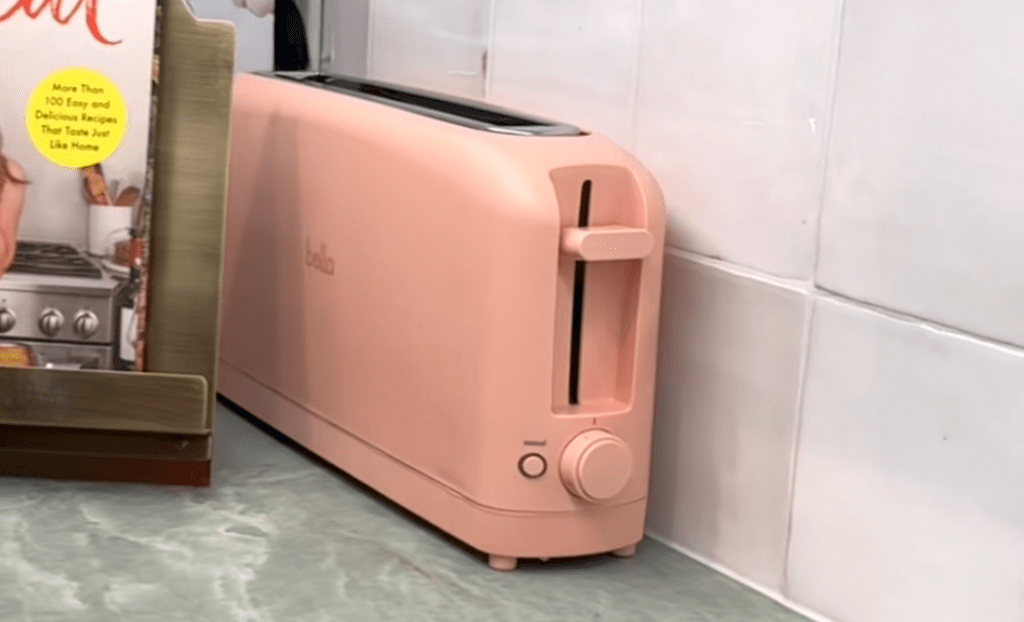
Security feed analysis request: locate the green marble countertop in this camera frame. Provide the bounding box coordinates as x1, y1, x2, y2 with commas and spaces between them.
0, 401, 809, 622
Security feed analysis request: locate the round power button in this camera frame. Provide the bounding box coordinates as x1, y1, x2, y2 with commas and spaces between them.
518, 453, 547, 478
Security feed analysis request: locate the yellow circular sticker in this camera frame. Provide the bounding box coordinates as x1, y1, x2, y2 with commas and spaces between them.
25, 67, 128, 169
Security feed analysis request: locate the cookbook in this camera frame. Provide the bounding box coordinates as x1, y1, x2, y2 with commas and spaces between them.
0, 0, 163, 372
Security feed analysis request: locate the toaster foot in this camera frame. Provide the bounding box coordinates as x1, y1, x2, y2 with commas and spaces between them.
488, 555, 518, 571
612, 544, 637, 558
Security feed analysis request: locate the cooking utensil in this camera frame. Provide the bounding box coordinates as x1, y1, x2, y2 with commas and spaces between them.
81, 164, 111, 205
81, 179, 94, 204
115, 186, 141, 207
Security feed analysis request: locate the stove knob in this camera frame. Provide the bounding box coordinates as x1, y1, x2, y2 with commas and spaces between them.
38, 308, 64, 336
0, 308, 14, 333
73, 310, 99, 339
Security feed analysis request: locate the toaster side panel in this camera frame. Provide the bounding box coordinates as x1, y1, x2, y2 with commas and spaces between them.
220, 74, 562, 498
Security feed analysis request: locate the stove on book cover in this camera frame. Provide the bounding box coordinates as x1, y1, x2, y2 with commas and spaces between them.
0, 0, 162, 372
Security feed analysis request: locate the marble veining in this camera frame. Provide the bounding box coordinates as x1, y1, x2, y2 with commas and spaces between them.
0, 402, 809, 622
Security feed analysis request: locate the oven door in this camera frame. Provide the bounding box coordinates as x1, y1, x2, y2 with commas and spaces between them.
0, 340, 112, 371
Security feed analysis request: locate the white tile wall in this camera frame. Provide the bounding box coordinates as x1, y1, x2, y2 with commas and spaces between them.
312, 4, 1024, 621
367, 0, 490, 99
187, 0, 273, 74
487, 0, 642, 148
787, 297, 1024, 622
647, 252, 810, 590
816, 0, 1024, 346
633, 0, 842, 278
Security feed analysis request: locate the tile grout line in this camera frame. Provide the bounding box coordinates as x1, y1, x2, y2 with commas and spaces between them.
364, 0, 376, 78
483, 0, 498, 100
626, 0, 647, 154
816, 287, 1024, 354
780, 0, 851, 598
644, 532, 838, 622
778, 293, 817, 598
664, 246, 1024, 356
809, 0, 850, 284
664, 246, 813, 293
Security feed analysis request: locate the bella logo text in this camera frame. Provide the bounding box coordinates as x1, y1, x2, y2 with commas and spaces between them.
305, 238, 335, 276
0, 0, 120, 45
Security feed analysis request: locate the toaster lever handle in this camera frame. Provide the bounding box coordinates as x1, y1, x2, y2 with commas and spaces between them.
561, 226, 654, 261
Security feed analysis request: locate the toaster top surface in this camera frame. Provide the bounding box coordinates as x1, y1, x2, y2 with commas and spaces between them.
258, 71, 587, 138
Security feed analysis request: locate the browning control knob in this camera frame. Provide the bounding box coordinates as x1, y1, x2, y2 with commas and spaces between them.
38, 308, 64, 336
0, 308, 14, 333
560, 430, 633, 503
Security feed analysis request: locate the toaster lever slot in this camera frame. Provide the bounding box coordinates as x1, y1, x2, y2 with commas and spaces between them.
561, 226, 654, 262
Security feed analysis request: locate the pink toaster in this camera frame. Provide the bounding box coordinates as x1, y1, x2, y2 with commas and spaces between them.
218, 71, 666, 570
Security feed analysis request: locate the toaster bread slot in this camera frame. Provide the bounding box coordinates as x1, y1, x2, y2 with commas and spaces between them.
266, 71, 585, 137
567, 180, 593, 406
551, 167, 646, 416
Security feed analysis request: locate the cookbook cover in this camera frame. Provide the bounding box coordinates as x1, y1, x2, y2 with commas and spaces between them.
0, 0, 163, 372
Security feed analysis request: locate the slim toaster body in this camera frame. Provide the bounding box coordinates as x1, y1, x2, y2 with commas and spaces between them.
218, 72, 666, 571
